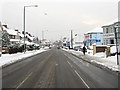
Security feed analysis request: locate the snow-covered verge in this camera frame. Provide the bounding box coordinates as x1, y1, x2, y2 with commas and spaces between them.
0, 49, 47, 67
62, 48, 120, 72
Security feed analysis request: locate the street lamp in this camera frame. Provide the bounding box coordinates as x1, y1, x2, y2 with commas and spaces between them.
23, 5, 38, 54
114, 26, 120, 65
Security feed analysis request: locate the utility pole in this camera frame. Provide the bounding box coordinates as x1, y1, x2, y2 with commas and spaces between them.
42, 30, 44, 40
118, 1, 120, 65
114, 28, 119, 65
23, 5, 38, 54
71, 30, 73, 49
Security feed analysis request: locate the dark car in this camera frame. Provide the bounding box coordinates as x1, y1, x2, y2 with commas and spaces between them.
73, 46, 81, 51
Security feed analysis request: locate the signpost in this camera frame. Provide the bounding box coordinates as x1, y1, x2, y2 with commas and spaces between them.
67, 41, 70, 49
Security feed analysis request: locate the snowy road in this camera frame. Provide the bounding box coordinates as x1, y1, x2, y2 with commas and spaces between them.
2, 48, 119, 88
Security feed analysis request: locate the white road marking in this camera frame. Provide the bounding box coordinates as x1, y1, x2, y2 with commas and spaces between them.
56, 64, 58, 66
16, 72, 33, 89
74, 70, 90, 88
67, 61, 73, 68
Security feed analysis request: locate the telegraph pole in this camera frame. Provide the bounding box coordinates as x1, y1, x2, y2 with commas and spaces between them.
71, 30, 73, 49
118, 1, 120, 65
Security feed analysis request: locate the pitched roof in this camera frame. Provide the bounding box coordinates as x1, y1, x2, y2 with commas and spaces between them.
102, 18, 118, 27
2, 26, 18, 36
26, 34, 35, 41
85, 27, 103, 34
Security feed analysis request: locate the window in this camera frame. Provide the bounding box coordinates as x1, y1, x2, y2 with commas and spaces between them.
104, 40, 106, 45
90, 34, 92, 39
90, 42, 92, 46
110, 27, 112, 33
110, 39, 114, 44
106, 40, 108, 45
106, 28, 108, 33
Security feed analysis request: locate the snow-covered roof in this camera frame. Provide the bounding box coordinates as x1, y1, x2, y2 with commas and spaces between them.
10, 39, 20, 42
85, 27, 103, 34
102, 18, 118, 27
19, 33, 24, 38
20, 41, 35, 45
35, 43, 39, 46
26, 34, 34, 41
3, 26, 17, 36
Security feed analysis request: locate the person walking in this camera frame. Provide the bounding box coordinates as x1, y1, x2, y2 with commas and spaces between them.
83, 46, 86, 55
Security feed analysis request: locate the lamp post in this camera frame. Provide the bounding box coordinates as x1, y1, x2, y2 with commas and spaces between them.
114, 26, 119, 65
23, 5, 38, 54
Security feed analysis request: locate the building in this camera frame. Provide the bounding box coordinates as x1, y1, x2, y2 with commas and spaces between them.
26, 32, 35, 42
2, 25, 20, 45
20, 31, 37, 46
102, 19, 120, 45
84, 27, 103, 47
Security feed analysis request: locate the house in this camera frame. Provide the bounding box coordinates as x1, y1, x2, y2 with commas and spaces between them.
84, 27, 103, 47
102, 19, 120, 45
26, 32, 35, 42
20, 31, 36, 46
2, 25, 20, 45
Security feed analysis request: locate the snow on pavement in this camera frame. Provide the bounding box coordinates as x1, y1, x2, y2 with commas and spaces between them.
0, 49, 47, 67
62, 48, 120, 72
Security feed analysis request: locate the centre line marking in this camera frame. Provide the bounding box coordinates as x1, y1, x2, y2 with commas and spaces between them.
16, 72, 33, 89
67, 61, 73, 67
74, 70, 90, 88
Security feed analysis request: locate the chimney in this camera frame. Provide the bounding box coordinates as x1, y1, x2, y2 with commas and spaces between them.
26, 32, 28, 34
15, 29, 19, 32
22, 31, 24, 34
3, 25, 8, 28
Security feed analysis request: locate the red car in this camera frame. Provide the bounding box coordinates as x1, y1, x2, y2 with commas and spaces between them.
57, 46, 60, 49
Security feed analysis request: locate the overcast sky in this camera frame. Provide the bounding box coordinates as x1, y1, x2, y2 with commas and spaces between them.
0, 0, 119, 42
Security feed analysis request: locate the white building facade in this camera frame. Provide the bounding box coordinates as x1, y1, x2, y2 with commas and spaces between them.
84, 27, 103, 47
102, 21, 120, 45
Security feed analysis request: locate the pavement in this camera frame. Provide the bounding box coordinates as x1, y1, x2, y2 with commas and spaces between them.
2, 48, 119, 88
63, 49, 120, 72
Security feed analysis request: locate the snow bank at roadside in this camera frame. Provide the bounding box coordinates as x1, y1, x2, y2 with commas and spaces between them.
62, 48, 120, 72
0, 49, 46, 67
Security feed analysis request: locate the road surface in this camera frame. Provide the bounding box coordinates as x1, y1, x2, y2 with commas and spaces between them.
2, 48, 119, 88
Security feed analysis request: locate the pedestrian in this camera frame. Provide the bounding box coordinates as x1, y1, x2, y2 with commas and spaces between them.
83, 46, 86, 55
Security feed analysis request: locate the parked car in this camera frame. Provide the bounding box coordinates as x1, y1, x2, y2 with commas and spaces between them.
73, 46, 81, 51
64, 46, 69, 49
57, 46, 60, 49
49, 46, 52, 49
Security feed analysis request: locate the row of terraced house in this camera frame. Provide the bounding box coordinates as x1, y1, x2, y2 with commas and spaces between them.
0, 21, 40, 54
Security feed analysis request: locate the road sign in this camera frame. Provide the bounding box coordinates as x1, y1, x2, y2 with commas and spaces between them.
67, 42, 70, 46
